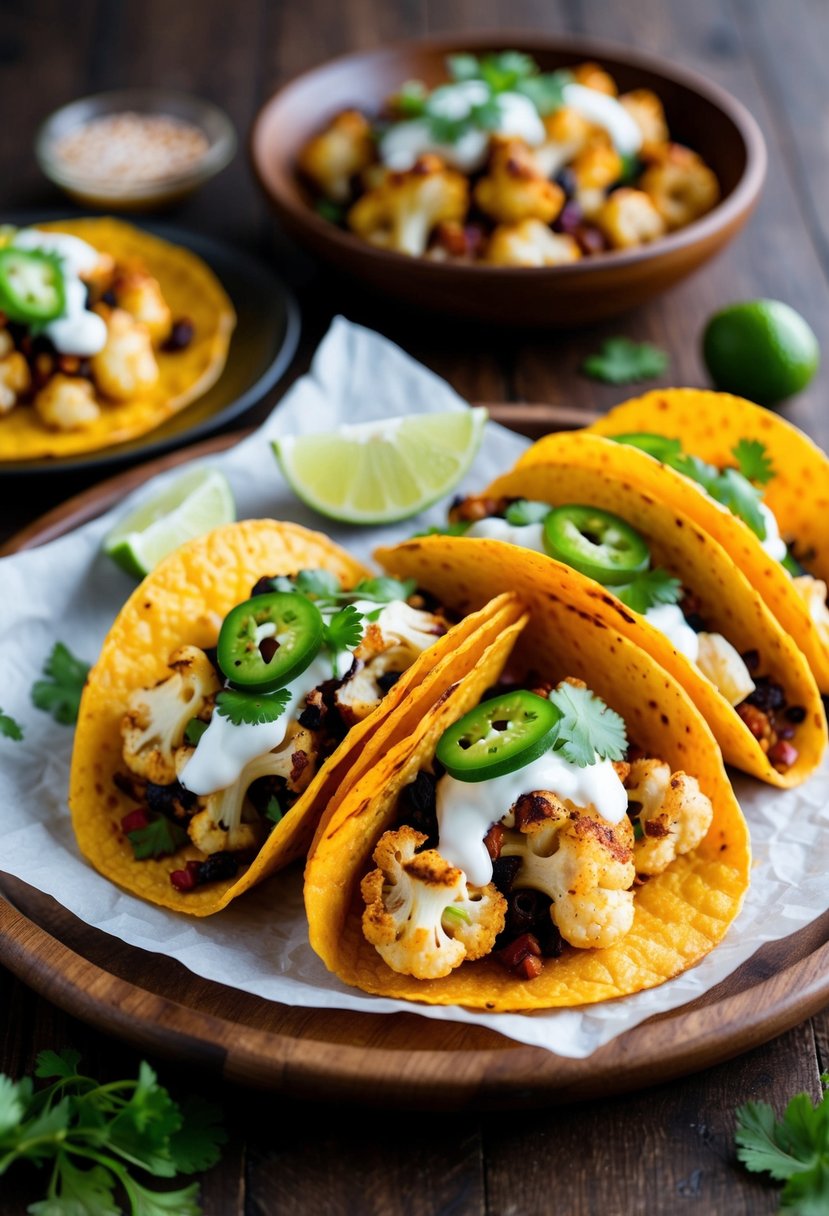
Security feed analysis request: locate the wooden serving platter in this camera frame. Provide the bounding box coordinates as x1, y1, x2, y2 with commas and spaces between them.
3, 404, 828, 1111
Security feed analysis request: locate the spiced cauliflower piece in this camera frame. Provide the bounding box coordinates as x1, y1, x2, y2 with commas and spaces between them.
33, 373, 99, 430
500, 793, 636, 949
361, 826, 506, 979
695, 633, 756, 706
298, 108, 376, 203
792, 575, 829, 649
91, 307, 159, 401
572, 61, 618, 96
0, 344, 32, 416
595, 187, 666, 249
570, 138, 623, 218
347, 154, 468, 257
619, 89, 669, 154
639, 144, 720, 230
122, 645, 221, 785
114, 267, 173, 346
485, 219, 581, 267
473, 138, 564, 225
625, 759, 713, 877
335, 602, 446, 724
534, 106, 604, 178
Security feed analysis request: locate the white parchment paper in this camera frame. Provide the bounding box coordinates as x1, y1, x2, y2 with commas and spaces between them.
1, 315, 827, 1058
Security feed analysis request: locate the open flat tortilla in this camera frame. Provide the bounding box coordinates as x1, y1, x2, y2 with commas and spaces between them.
306, 543, 750, 1011
69, 519, 526, 915
0, 216, 235, 461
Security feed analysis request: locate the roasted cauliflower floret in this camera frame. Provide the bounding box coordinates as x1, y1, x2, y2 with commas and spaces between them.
639, 144, 720, 230
501, 794, 635, 949
570, 138, 623, 218
534, 106, 603, 178
361, 826, 506, 979
595, 187, 666, 249
298, 109, 376, 203
695, 633, 756, 706
792, 575, 829, 649
572, 61, 618, 95
33, 373, 99, 430
122, 645, 221, 785
0, 349, 32, 415
625, 759, 714, 877
347, 154, 468, 257
619, 89, 669, 153
91, 307, 159, 401
473, 138, 564, 225
485, 219, 581, 267
187, 806, 262, 856
114, 267, 173, 346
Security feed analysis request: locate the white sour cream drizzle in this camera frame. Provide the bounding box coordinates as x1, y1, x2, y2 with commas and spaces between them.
464, 516, 547, 553
180, 599, 437, 796
437, 750, 627, 888
560, 83, 642, 155
643, 603, 700, 661
11, 229, 107, 356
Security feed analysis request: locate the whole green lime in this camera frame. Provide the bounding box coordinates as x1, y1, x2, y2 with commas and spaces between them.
701, 299, 820, 405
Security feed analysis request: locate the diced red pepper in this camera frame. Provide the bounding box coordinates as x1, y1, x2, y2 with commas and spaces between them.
120, 807, 150, 834
495, 932, 543, 972
170, 860, 201, 892
768, 740, 798, 770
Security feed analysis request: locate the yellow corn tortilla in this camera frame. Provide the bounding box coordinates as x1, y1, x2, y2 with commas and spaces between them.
515, 429, 829, 693
418, 464, 827, 788
306, 542, 750, 1011
0, 217, 235, 461
69, 519, 526, 915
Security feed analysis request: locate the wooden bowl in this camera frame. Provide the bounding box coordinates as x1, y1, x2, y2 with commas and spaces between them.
250, 33, 766, 328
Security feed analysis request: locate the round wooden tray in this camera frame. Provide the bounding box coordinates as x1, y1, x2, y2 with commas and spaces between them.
3, 407, 828, 1111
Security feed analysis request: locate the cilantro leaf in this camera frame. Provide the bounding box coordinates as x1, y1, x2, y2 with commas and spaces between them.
349, 575, 417, 604
323, 605, 364, 655
265, 795, 284, 825
0, 1075, 30, 1138
31, 642, 90, 726
314, 198, 346, 226
184, 717, 208, 746
709, 467, 766, 538
29, 1157, 120, 1216
668, 451, 721, 492
504, 500, 551, 526
215, 687, 290, 727
515, 69, 572, 115
614, 568, 682, 615
0, 708, 22, 740
547, 682, 627, 766
120, 1176, 202, 1215
394, 78, 428, 115
168, 1097, 227, 1174
446, 53, 480, 82
35, 1048, 82, 1081
735, 1084, 829, 1214
732, 438, 776, 485
127, 814, 189, 861
581, 338, 669, 386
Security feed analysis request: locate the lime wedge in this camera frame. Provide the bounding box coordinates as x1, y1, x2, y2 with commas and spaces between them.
102, 467, 236, 578
272, 408, 488, 525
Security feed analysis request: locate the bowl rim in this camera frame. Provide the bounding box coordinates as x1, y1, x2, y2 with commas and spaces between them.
36, 87, 238, 199
250, 29, 767, 277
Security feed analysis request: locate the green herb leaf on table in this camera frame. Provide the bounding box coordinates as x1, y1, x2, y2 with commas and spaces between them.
31, 641, 90, 726
614, 568, 683, 615
0, 1048, 225, 1215
323, 605, 365, 654
735, 1078, 829, 1214
732, 438, 776, 485
127, 814, 189, 861
581, 338, 669, 385
504, 500, 551, 526
215, 687, 291, 727
547, 682, 627, 767
0, 708, 23, 741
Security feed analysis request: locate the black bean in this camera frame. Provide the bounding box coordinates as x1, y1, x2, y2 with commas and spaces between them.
376, 670, 402, 693
742, 649, 760, 672
746, 679, 786, 712
196, 852, 240, 885
401, 771, 438, 844
146, 779, 196, 818
163, 318, 194, 351
785, 704, 806, 724
491, 855, 522, 895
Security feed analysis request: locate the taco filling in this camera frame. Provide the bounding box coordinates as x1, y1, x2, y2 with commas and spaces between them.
115, 569, 449, 892
445, 495, 805, 773
361, 677, 715, 982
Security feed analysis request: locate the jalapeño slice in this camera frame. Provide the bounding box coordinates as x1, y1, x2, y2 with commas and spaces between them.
0, 247, 66, 325
217, 591, 324, 692
611, 432, 684, 462
436, 690, 561, 783
543, 504, 650, 586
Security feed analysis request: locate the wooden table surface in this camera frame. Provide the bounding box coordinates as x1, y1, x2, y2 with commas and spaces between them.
2, 2, 828, 1213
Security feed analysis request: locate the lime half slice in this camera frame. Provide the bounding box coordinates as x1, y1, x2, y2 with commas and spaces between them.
102, 467, 236, 578
272, 407, 488, 525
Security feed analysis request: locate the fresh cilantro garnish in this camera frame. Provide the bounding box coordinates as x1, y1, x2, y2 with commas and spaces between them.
446, 51, 571, 115
618, 152, 641, 185
581, 338, 669, 385
215, 687, 291, 726
547, 682, 627, 767
289, 569, 342, 599
184, 717, 208, 746
614, 568, 682, 614
349, 575, 417, 604
127, 813, 189, 860
709, 467, 766, 538
669, 451, 721, 492
0, 709, 23, 741
514, 69, 572, 115
504, 500, 551, 526
31, 641, 90, 726
732, 438, 776, 486
0, 1048, 225, 1214
269, 570, 415, 608
323, 605, 365, 654
412, 520, 471, 538
735, 1076, 829, 1213
265, 796, 284, 826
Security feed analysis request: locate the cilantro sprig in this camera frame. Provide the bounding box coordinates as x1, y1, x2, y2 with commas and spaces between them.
504, 500, 551, 526
735, 1075, 829, 1213
0, 708, 23, 741
322, 604, 365, 655
0, 1048, 225, 1215
547, 682, 627, 767
31, 642, 90, 726
614, 568, 682, 615
269, 570, 416, 607
127, 814, 189, 861
215, 686, 291, 727
733, 437, 776, 485
581, 338, 670, 386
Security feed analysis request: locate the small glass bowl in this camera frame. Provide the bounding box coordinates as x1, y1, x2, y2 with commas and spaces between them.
35, 88, 237, 212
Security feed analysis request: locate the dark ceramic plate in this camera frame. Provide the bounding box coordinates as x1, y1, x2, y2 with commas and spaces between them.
0, 212, 301, 479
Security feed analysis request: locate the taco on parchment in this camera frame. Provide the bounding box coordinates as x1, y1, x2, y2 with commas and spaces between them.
517, 390, 829, 692
68, 519, 526, 915
305, 542, 750, 1011
0, 216, 235, 461
425, 453, 827, 788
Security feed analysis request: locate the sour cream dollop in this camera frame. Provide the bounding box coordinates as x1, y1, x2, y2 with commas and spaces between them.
464, 516, 548, 553
11, 228, 107, 356
561, 82, 643, 156
643, 603, 700, 662
437, 749, 628, 887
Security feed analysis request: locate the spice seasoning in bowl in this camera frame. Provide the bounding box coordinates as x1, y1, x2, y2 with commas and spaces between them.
36, 89, 237, 211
